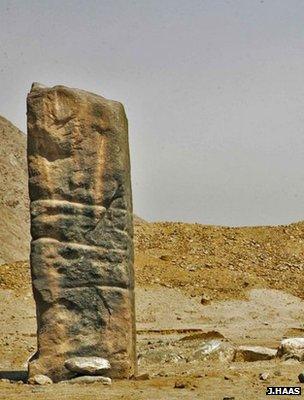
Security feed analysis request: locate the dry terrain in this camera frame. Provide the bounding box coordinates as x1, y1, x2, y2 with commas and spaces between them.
0, 116, 303, 399
0, 221, 303, 399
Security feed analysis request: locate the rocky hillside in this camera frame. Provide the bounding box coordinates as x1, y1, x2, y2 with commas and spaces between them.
0, 116, 30, 264
134, 221, 304, 301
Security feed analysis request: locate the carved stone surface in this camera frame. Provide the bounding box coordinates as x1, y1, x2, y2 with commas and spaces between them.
27, 83, 136, 382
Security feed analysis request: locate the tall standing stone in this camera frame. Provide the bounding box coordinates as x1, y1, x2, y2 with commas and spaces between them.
27, 83, 136, 382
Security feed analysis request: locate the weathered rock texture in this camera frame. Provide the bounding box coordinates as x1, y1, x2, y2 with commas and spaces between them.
0, 116, 30, 264
27, 83, 136, 382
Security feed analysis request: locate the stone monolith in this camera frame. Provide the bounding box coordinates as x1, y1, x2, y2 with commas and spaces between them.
27, 83, 136, 382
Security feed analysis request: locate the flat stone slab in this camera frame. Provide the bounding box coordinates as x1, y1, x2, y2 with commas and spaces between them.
235, 345, 277, 361
65, 357, 111, 375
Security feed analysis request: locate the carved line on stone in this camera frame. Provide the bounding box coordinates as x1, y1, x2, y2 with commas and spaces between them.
51, 281, 132, 291
31, 237, 127, 254
97, 290, 112, 320
49, 113, 76, 129
33, 284, 132, 318
33, 283, 132, 293
31, 199, 107, 214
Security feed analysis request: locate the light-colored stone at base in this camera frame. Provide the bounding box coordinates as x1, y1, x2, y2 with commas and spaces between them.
59, 376, 112, 385
28, 374, 53, 385
64, 357, 111, 375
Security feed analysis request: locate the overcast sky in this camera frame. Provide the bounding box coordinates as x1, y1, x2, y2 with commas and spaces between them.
1, 0, 304, 226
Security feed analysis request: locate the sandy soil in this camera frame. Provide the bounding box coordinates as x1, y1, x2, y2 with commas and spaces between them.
0, 275, 303, 399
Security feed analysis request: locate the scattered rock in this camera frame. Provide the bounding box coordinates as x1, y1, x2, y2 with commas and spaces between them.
174, 380, 187, 389
60, 376, 112, 385
298, 373, 304, 383
134, 373, 150, 380
191, 340, 236, 362
277, 338, 304, 361
259, 372, 270, 381
235, 346, 276, 362
0, 378, 10, 383
282, 358, 300, 365
28, 375, 53, 385
180, 331, 225, 341
142, 348, 183, 364
200, 294, 211, 305
64, 357, 111, 375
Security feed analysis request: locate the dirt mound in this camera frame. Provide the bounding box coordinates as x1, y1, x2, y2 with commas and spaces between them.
0, 116, 30, 264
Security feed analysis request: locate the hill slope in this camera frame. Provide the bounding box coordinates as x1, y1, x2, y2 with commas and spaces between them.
134, 221, 304, 301
0, 116, 30, 264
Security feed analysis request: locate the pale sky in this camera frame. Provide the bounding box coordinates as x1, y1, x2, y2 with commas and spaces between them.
1, 0, 304, 226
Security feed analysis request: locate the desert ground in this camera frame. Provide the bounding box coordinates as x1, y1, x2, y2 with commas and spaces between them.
0, 220, 303, 399
0, 115, 303, 399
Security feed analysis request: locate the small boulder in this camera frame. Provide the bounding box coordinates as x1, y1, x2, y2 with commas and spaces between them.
259, 372, 270, 381
282, 358, 300, 365
60, 376, 111, 385
298, 373, 304, 383
28, 375, 53, 385
174, 380, 188, 389
200, 294, 211, 305
64, 357, 110, 375
277, 338, 304, 361
235, 346, 276, 362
